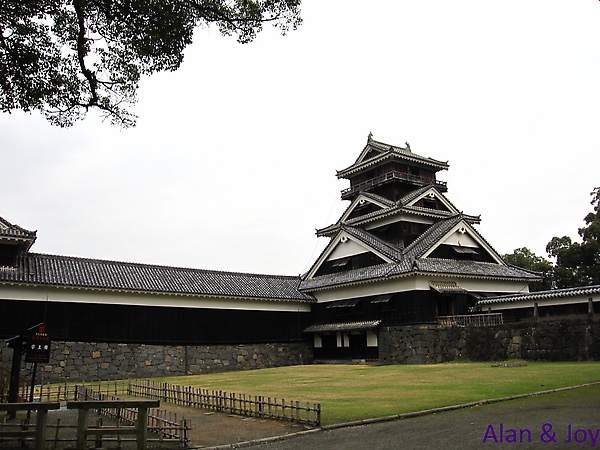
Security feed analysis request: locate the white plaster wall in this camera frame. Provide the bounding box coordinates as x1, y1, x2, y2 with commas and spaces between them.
313, 334, 322, 348
366, 330, 378, 347
442, 232, 479, 247
312, 275, 531, 303
363, 213, 434, 230
0, 285, 311, 312
328, 239, 369, 260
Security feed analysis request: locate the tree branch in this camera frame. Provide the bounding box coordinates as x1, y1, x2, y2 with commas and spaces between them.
73, 0, 98, 107
187, 1, 265, 29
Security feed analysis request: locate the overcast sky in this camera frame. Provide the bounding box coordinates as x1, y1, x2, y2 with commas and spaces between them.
2, 1, 599, 276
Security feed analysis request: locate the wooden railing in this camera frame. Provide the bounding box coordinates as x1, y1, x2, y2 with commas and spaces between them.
0, 402, 60, 450
68, 399, 159, 450
75, 386, 190, 447
27, 379, 126, 404
438, 313, 504, 327
341, 171, 447, 198
128, 379, 321, 427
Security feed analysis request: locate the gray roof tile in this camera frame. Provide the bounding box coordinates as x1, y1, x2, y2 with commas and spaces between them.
316, 193, 458, 238
403, 215, 465, 258
299, 256, 540, 291
1, 253, 313, 302
413, 258, 541, 279
342, 226, 404, 262
397, 184, 438, 206
303, 320, 381, 333
477, 284, 600, 306
299, 262, 406, 291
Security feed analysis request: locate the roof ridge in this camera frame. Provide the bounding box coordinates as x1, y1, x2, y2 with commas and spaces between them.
315, 192, 397, 236
480, 284, 600, 304
347, 203, 457, 227
368, 138, 409, 153
398, 184, 439, 206
359, 191, 396, 207
27, 252, 300, 280
0, 216, 37, 237
341, 225, 404, 262
402, 215, 464, 258
478, 284, 600, 303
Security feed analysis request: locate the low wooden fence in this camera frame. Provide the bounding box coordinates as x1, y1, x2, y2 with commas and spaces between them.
0, 365, 9, 403
128, 379, 321, 427
43, 379, 126, 402
0, 363, 29, 403
75, 386, 190, 446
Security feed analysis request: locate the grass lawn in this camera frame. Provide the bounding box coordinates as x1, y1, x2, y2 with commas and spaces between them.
151, 361, 600, 425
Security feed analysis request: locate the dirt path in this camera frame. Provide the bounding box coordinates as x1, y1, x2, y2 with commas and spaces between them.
144, 402, 308, 448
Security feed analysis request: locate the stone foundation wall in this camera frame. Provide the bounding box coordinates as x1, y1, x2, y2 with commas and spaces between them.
379, 318, 600, 364
0, 341, 313, 383
2, 319, 598, 383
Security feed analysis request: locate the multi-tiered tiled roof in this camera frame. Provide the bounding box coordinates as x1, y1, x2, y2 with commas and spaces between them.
300, 136, 541, 291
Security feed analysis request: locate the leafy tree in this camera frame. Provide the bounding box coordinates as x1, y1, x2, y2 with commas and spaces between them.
503, 247, 553, 291
0, 0, 301, 127
546, 187, 600, 288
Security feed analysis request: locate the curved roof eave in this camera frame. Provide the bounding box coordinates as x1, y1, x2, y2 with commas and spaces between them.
300, 257, 541, 292
477, 284, 600, 305
337, 151, 449, 178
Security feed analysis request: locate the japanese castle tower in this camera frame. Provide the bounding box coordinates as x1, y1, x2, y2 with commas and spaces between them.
299, 135, 539, 360
0, 135, 543, 370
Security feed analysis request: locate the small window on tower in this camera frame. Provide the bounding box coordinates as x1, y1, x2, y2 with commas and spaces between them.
331, 258, 351, 268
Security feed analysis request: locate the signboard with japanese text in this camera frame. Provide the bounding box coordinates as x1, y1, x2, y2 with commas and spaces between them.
25, 325, 51, 364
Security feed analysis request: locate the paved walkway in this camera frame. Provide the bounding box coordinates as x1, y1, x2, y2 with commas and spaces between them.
229, 384, 600, 450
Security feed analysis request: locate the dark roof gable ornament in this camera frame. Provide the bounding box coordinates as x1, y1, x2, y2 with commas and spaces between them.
0, 216, 37, 267
0, 216, 37, 239
0, 216, 36, 247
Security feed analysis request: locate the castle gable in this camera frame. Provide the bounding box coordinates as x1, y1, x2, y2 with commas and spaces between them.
306, 228, 398, 279
403, 186, 458, 214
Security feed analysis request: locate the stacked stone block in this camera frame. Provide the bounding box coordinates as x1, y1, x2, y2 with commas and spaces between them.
0, 341, 312, 383
379, 318, 599, 365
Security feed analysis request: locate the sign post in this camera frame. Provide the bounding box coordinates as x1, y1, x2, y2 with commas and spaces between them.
5, 335, 25, 419
25, 325, 51, 418
5, 324, 52, 418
